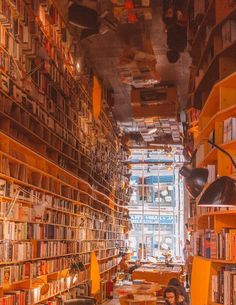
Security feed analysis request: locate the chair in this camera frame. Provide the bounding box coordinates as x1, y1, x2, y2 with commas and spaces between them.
63, 296, 96, 305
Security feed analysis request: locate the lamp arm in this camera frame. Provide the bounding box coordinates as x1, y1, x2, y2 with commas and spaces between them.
189, 147, 198, 164
21, 61, 46, 81
208, 140, 236, 170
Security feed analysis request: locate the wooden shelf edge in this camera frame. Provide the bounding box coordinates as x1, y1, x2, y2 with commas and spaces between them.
194, 57, 236, 110
196, 104, 236, 145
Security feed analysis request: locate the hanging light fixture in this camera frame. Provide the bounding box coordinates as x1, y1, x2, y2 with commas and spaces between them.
198, 176, 236, 207
180, 139, 236, 207
179, 166, 208, 198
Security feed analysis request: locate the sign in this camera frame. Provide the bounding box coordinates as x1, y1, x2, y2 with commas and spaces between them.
130, 215, 173, 224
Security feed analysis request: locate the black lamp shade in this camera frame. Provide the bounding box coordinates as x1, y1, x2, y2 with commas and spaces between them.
68, 3, 99, 30
180, 166, 209, 198
198, 176, 236, 207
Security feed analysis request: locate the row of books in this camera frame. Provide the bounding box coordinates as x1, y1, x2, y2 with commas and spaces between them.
212, 266, 236, 305
0, 249, 117, 285
192, 228, 236, 260
0, 65, 121, 177
111, 0, 150, 6
0, 0, 75, 82
0, 270, 89, 305
0, 179, 127, 226
186, 107, 201, 125
1, 221, 125, 241
0, 95, 81, 162
223, 117, 236, 144
1, 221, 81, 241
0, 240, 92, 262
99, 258, 117, 273
0, 257, 71, 285
0, 92, 128, 198
86, 218, 125, 233
0, 83, 117, 190
0, 281, 90, 305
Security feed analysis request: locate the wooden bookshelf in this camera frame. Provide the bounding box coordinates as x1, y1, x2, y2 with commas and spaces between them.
188, 69, 236, 305
187, 1, 236, 109
186, 2, 236, 305
0, 0, 131, 304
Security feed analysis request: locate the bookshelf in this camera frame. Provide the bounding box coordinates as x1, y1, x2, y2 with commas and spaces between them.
187, 0, 236, 109
0, 0, 130, 304
186, 2, 236, 305
189, 65, 236, 305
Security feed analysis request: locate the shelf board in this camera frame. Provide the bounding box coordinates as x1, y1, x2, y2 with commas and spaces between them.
198, 72, 236, 120
197, 209, 236, 219
193, 46, 236, 109
197, 147, 217, 167
196, 256, 236, 265
221, 139, 236, 150
196, 104, 236, 145
196, 139, 236, 167
34, 279, 88, 305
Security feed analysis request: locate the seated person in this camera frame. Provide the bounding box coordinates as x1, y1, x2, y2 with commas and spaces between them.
168, 278, 189, 305
128, 260, 141, 273
163, 286, 187, 305
119, 253, 129, 273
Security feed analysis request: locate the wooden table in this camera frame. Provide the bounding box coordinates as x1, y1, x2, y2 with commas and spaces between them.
132, 267, 181, 286
115, 282, 160, 305
119, 296, 157, 305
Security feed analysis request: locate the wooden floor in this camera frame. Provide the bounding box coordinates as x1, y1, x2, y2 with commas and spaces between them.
103, 298, 120, 305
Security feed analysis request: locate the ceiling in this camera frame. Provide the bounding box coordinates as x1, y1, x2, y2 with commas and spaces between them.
57, 0, 191, 148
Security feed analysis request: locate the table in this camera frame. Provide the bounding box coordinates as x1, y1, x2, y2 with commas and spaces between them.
119, 296, 157, 305
115, 282, 160, 305
132, 267, 181, 286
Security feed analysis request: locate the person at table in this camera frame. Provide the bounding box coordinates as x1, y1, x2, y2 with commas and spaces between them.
138, 243, 146, 259
119, 253, 129, 272
128, 259, 141, 274
163, 286, 187, 305
168, 278, 189, 305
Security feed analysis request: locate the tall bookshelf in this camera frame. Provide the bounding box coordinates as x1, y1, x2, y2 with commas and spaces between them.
0, 0, 130, 304
186, 1, 236, 305
187, 0, 236, 305
189, 72, 236, 305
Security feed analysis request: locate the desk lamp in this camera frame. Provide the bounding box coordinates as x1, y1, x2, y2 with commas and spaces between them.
180, 140, 236, 207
